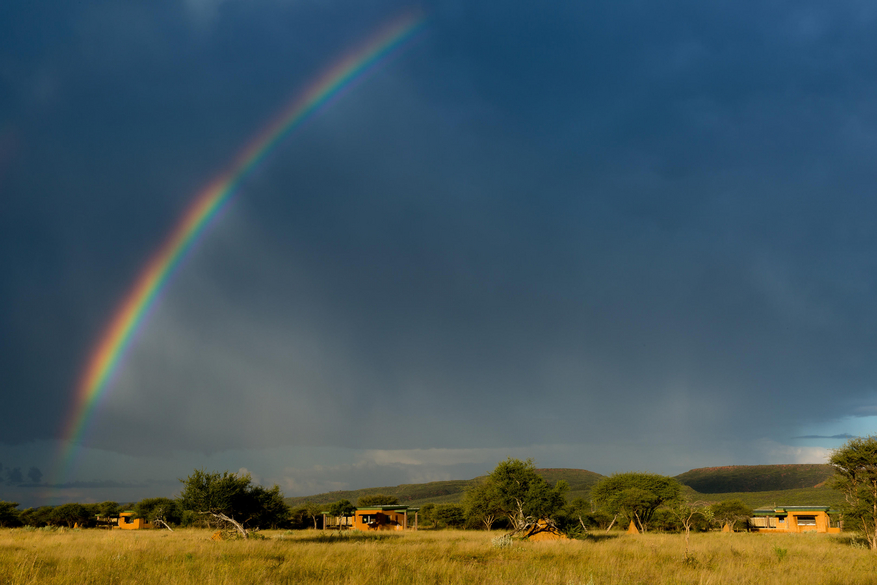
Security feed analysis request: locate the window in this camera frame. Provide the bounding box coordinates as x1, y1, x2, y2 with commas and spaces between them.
797, 515, 817, 526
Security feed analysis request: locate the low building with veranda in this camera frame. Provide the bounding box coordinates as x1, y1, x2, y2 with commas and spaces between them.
323, 505, 420, 531
749, 506, 840, 534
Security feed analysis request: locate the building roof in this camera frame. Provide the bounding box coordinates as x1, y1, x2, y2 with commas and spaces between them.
355, 505, 419, 512
752, 506, 831, 516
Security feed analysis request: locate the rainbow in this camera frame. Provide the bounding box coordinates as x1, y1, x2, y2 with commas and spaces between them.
56, 10, 426, 481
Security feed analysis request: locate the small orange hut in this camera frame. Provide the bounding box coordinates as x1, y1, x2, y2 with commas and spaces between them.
749, 506, 839, 534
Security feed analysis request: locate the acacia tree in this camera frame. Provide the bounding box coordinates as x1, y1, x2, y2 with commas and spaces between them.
134, 497, 181, 531
303, 501, 323, 529
419, 503, 437, 528
486, 458, 568, 533
179, 469, 288, 538
591, 473, 682, 533
464, 482, 503, 530
566, 498, 615, 532
0, 501, 20, 527
830, 435, 877, 551
327, 499, 356, 530
710, 499, 752, 533
357, 494, 399, 506
435, 504, 466, 528
668, 500, 710, 555
51, 503, 90, 528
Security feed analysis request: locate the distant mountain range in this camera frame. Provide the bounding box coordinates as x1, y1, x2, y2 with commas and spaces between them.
285, 464, 843, 509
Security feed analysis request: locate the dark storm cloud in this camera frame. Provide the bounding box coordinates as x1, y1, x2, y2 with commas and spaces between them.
3, 0, 877, 474
6, 468, 24, 485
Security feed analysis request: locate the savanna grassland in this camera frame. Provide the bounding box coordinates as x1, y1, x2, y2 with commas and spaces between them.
2, 528, 877, 585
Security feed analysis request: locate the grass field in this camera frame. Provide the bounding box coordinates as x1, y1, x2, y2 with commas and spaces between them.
3, 528, 877, 585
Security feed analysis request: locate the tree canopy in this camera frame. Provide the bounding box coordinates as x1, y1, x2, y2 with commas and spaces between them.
357, 494, 399, 507
591, 472, 682, 532
134, 497, 181, 530
327, 500, 356, 520
830, 435, 877, 550
464, 481, 503, 530
434, 504, 466, 528
51, 503, 91, 528
710, 499, 752, 532
0, 501, 20, 527
482, 458, 568, 532
178, 469, 288, 538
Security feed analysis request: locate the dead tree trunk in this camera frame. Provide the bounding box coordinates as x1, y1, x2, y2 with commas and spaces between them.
154, 517, 174, 532
203, 512, 248, 539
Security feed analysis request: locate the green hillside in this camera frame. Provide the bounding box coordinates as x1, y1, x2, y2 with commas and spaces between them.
685, 486, 844, 509
674, 464, 834, 493
285, 468, 604, 508
286, 464, 842, 510
285, 478, 482, 509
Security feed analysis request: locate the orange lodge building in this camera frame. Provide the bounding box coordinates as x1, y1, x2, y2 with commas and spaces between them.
115, 511, 152, 530
323, 505, 419, 531
749, 506, 840, 534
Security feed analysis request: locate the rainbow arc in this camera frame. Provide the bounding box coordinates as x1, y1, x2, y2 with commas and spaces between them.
55, 11, 426, 483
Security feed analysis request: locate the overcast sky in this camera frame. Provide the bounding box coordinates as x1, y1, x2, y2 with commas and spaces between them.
3, 0, 877, 507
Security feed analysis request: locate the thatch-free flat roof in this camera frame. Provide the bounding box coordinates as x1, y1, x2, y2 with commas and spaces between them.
752, 506, 831, 516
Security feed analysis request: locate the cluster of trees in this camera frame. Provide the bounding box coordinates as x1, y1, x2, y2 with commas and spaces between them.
457, 459, 753, 541
8, 436, 877, 549
0, 469, 289, 538
0, 461, 752, 538
0, 500, 134, 529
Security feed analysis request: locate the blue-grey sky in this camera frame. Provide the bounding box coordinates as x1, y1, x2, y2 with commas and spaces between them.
3, 0, 877, 506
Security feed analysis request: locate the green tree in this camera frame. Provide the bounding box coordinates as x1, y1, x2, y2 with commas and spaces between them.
249, 485, 289, 529
327, 499, 356, 530
134, 497, 181, 531
0, 501, 20, 527
668, 500, 710, 555
97, 501, 120, 517
486, 458, 568, 532
18, 506, 52, 527
303, 501, 323, 529
357, 494, 399, 507
464, 481, 503, 530
565, 498, 614, 533
434, 504, 466, 528
419, 503, 437, 528
94, 501, 121, 529
178, 469, 288, 538
288, 506, 311, 529
831, 435, 877, 550
180, 509, 202, 528
591, 473, 682, 532
51, 503, 90, 528
710, 499, 752, 533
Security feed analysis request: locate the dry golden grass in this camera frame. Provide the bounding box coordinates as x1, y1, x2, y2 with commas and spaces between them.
2, 528, 877, 584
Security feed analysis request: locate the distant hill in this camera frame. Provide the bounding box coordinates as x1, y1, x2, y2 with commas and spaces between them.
286, 464, 841, 510
683, 486, 844, 509
285, 468, 604, 509
675, 464, 834, 494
